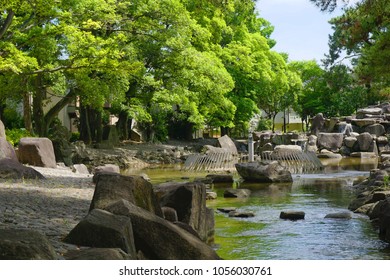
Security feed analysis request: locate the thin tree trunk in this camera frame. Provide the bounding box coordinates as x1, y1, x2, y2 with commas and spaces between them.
33, 73, 46, 136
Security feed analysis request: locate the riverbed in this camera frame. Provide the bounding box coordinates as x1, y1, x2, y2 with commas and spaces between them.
125, 157, 390, 260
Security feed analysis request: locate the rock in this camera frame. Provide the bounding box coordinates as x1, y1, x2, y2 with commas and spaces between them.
280, 211, 305, 220
223, 188, 251, 198
348, 194, 374, 211
104, 199, 221, 260
364, 124, 385, 137
17, 137, 57, 168
102, 125, 120, 147
0, 158, 45, 179
317, 133, 344, 151
235, 161, 293, 183
0, 119, 5, 138
273, 144, 302, 154
352, 119, 377, 127
64, 209, 137, 257
0, 228, 57, 260
64, 248, 133, 260
367, 191, 390, 204
205, 174, 234, 183
216, 135, 238, 154
350, 152, 377, 158
94, 164, 120, 174
357, 107, 382, 116
202, 145, 230, 154
376, 198, 390, 243
90, 173, 163, 217
154, 181, 213, 242
72, 164, 90, 174
217, 207, 237, 213
162, 206, 178, 222
357, 132, 373, 151
336, 122, 354, 136
317, 151, 343, 159
355, 202, 378, 216
310, 113, 326, 136
0, 138, 18, 161
228, 211, 255, 218
344, 137, 358, 149
324, 212, 352, 219
206, 191, 217, 200
130, 129, 142, 142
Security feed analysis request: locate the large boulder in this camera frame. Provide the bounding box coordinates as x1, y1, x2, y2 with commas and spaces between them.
357, 132, 374, 151
64, 209, 137, 257
17, 137, 57, 168
317, 133, 344, 151
364, 124, 385, 137
154, 181, 213, 243
235, 161, 293, 183
0, 229, 57, 260
0, 137, 18, 161
90, 173, 163, 217
0, 158, 45, 179
0, 119, 5, 138
216, 135, 238, 154
104, 199, 220, 260
310, 113, 325, 136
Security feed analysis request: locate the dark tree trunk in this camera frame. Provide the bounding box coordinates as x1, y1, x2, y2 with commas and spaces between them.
33, 73, 46, 136
117, 110, 129, 140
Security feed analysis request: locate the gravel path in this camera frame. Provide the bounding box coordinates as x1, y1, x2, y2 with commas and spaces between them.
0, 166, 96, 258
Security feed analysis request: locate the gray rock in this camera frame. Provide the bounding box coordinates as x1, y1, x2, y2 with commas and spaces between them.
94, 164, 120, 174
223, 188, 251, 198
357, 132, 374, 151
162, 206, 178, 222
0, 158, 45, 179
364, 124, 385, 137
18, 137, 57, 168
64, 209, 137, 257
104, 199, 221, 260
280, 211, 305, 220
344, 137, 358, 149
0, 119, 5, 138
310, 113, 326, 136
235, 161, 292, 183
0, 228, 57, 260
72, 164, 90, 174
0, 138, 18, 161
90, 173, 163, 217
216, 135, 238, 154
206, 191, 217, 200
317, 133, 344, 151
352, 119, 377, 127
228, 211, 255, 218
154, 181, 213, 243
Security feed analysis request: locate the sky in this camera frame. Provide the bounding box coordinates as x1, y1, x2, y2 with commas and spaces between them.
256, 0, 348, 63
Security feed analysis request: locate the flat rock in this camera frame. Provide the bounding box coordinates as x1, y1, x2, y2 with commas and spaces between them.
280, 211, 305, 220
235, 161, 292, 183
205, 174, 234, 183
228, 211, 255, 218
223, 188, 251, 198
217, 207, 237, 213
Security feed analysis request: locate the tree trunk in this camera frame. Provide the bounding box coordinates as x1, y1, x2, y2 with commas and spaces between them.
33, 73, 46, 136
117, 110, 129, 140
96, 110, 103, 143
80, 105, 92, 144
23, 92, 32, 133
272, 114, 276, 133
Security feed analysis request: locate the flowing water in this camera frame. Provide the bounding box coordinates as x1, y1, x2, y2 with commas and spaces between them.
123, 157, 390, 260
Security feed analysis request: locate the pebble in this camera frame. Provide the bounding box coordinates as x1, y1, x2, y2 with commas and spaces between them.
0, 166, 94, 257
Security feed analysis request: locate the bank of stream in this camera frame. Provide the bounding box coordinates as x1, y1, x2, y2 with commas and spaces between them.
123, 158, 390, 260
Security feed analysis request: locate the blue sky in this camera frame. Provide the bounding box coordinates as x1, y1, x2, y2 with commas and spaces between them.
256, 0, 349, 63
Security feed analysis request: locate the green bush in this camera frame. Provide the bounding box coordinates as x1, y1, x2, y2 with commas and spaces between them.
6, 128, 34, 146
257, 118, 272, 131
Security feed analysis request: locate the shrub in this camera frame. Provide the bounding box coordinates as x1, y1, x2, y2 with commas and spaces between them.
6, 128, 34, 146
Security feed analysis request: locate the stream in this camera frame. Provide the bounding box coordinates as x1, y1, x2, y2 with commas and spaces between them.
124, 157, 390, 260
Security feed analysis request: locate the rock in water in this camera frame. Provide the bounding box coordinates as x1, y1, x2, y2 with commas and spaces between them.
280, 211, 305, 220
235, 161, 292, 183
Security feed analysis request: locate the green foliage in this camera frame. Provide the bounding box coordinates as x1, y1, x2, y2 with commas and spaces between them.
5, 128, 33, 146
257, 118, 272, 131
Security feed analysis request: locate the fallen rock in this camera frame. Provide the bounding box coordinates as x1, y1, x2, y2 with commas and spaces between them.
0, 158, 45, 179
64, 209, 137, 257
0, 228, 57, 260
90, 173, 163, 217
235, 161, 292, 183
17, 137, 57, 168
105, 199, 221, 260
280, 211, 305, 220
